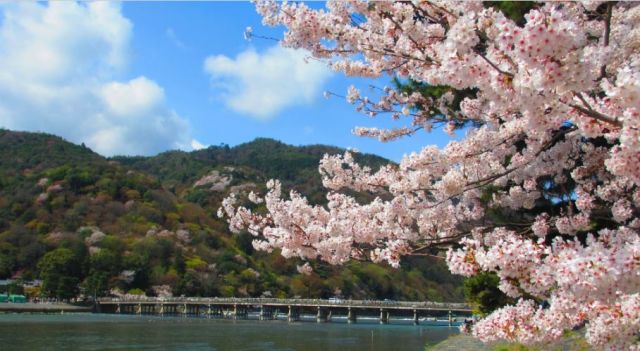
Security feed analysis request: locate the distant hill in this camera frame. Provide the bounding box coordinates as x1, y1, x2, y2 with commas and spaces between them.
0, 129, 463, 301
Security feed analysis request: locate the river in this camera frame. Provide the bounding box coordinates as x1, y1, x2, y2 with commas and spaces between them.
0, 313, 459, 350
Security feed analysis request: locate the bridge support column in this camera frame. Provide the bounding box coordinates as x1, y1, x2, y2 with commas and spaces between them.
413, 309, 419, 325
260, 305, 273, 321
159, 304, 164, 316
136, 304, 142, 315
116, 303, 121, 314
379, 309, 389, 324
316, 307, 327, 323
347, 307, 357, 324
448, 310, 452, 327
233, 304, 248, 320
288, 305, 300, 322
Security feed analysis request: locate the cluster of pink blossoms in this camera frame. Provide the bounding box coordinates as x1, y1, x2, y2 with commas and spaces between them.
220, 1, 639, 349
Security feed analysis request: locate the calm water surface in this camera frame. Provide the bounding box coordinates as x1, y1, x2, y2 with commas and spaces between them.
0, 313, 459, 350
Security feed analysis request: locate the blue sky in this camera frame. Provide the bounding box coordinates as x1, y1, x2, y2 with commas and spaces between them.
0, 1, 454, 161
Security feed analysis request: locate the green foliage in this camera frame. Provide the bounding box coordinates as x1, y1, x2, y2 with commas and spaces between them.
174, 250, 186, 275
484, 2, 537, 26
83, 271, 110, 299
185, 256, 207, 271
463, 272, 513, 316
234, 232, 254, 255
392, 78, 480, 131
38, 248, 82, 300
0, 253, 16, 279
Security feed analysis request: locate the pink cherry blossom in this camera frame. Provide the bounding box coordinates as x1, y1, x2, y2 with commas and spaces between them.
220, 2, 640, 348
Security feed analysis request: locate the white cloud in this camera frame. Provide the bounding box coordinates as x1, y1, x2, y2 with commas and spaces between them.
101, 77, 165, 117
204, 46, 332, 119
190, 139, 207, 150
0, 2, 194, 156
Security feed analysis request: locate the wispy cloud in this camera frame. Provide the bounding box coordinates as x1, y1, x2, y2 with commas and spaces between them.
165, 27, 187, 49
203, 46, 332, 120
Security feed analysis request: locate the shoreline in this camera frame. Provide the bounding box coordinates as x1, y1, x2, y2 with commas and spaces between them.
0, 302, 92, 313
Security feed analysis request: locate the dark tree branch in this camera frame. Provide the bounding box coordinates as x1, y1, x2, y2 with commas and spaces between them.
568, 102, 622, 128
599, 2, 613, 80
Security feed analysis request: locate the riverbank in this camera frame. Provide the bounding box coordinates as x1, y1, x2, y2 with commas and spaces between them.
0, 302, 92, 313
425, 334, 491, 351
425, 331, 592, 351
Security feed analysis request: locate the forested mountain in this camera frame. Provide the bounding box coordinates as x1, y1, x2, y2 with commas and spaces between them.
0, 129, 463, 301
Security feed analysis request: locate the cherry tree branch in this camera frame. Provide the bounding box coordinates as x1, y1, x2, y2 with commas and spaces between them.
568, 102, 621, 128
599, 2, 613, 80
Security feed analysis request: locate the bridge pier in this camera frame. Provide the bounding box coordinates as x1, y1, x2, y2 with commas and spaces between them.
448, 310, 453, 327
413, 309, 419, 325
347, 307, 357, 324
288, 305, 300, 322
379, 309, 389, 324
210, 306, 222, 318
260, 305, 274, 320
316, 307, 327, 323
233, 304, 248, 320
116, 303, 121, 314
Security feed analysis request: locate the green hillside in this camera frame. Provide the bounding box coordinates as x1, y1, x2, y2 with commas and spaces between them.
0, 129, 463, 301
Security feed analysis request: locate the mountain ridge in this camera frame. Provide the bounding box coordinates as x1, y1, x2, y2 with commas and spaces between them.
0, 128, 463, 302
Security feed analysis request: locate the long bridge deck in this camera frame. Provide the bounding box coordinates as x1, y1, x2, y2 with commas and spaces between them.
97, 297, 472, 325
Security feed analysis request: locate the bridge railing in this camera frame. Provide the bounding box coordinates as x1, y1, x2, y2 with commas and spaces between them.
97, 297, 469, 310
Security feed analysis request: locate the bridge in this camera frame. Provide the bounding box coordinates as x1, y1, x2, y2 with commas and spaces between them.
97, 297, 472, 325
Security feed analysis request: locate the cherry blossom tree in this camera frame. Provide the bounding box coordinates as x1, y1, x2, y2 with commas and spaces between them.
219, 1, 639, 348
